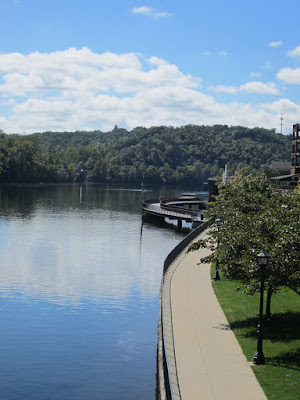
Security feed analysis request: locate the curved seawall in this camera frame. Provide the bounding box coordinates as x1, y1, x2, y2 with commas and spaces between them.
157, 220, 213, 400
156, 219, 267, 400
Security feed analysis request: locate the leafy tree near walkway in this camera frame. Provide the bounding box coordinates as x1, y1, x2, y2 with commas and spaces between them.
189, 171, 300, 317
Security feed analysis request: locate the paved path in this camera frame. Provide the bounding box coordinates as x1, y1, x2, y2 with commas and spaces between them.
166, 229, 267, 400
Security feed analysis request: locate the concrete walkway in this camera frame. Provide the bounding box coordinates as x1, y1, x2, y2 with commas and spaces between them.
166, 229, 267, 400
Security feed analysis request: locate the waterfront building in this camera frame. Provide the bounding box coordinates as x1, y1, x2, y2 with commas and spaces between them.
270, 123, 300, 189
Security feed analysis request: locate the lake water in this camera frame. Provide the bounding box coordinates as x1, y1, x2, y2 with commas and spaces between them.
0, 184, 202, 400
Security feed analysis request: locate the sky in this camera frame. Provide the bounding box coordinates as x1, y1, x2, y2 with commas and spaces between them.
1, 0, 300, 135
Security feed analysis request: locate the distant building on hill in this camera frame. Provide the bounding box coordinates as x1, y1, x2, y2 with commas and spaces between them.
270, 123, 300, 189
269, 161, 291, 176
291, 124, 300, 174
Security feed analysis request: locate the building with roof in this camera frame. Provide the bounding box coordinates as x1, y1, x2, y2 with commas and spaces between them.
291, 123, 300, 174
269, 161, 291, 176
270, 124, 300, 189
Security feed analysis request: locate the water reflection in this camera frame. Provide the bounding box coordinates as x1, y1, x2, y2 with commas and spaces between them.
0, 214, 180, 305
0, 184, 144, 217
0, 184, 190, 306
0, 183, 206, 217
0, 184, 203, 400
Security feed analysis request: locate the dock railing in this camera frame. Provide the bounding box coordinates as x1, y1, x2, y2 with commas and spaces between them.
142, 198, 206, 222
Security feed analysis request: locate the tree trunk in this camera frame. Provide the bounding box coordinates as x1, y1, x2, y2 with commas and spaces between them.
265, 287, 274, 319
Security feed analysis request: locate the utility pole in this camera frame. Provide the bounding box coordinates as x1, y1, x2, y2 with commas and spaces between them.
280, 113, 284, 134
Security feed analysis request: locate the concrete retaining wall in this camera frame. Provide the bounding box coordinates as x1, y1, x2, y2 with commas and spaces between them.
156, 219, 213, 400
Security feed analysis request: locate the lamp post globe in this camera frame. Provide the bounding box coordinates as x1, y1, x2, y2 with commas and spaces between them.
257, 251, 269, 267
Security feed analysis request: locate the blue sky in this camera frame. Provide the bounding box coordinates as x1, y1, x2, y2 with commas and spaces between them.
1, 0, 300, 134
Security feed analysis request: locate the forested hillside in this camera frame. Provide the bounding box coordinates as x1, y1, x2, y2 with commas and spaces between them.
0, 125, 292, 184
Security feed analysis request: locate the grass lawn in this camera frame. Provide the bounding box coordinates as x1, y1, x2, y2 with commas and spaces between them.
211, 266, 300, 400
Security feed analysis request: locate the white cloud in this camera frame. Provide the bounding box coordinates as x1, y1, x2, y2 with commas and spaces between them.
0, 48, 298, 135
269, 40, 283, 47
277, 67, 300, 84
249, 72, 262, 79
0, 48, 142, 74
263, 61, 273, 69
201, 50, 227, 56
208, 85, 238, 94
287, 46, 300, 57
148, 56, 168, 67
217, 50, 228, 56
131, 6, 172, 18
209, 81, 279, 95
0, 48, 198, 100
240, 82, 279, 94
278, 47, 300, 83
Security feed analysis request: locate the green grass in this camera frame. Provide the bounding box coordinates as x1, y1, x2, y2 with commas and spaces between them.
211, 265, 300, 400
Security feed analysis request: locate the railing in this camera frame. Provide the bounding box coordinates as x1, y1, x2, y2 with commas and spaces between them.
162, 218, 213, 277
142, 198, 206, 222
160, 218, 213, 399
160, 200, 200, 218
161, 196, 207, 205
147, 204, 200, 220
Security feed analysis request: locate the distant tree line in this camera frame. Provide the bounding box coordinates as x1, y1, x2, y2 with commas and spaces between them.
0, 125, 292, 184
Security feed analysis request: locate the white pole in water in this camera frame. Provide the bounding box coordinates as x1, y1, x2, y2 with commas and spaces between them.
80, 186, 83, 203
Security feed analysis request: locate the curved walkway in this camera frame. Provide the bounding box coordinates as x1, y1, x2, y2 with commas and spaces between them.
163, 229, 267, 400
142, 198, 205, 223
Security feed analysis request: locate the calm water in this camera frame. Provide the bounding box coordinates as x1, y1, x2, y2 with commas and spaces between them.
0, 184, 199, 400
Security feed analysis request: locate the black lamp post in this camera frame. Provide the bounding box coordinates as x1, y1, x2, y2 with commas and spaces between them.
253, 251, 269, 365
213, 218, 222, 281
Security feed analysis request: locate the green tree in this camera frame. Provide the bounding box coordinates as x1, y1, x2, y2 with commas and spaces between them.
0, 124, 292, 185
189, 171, 300, 317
